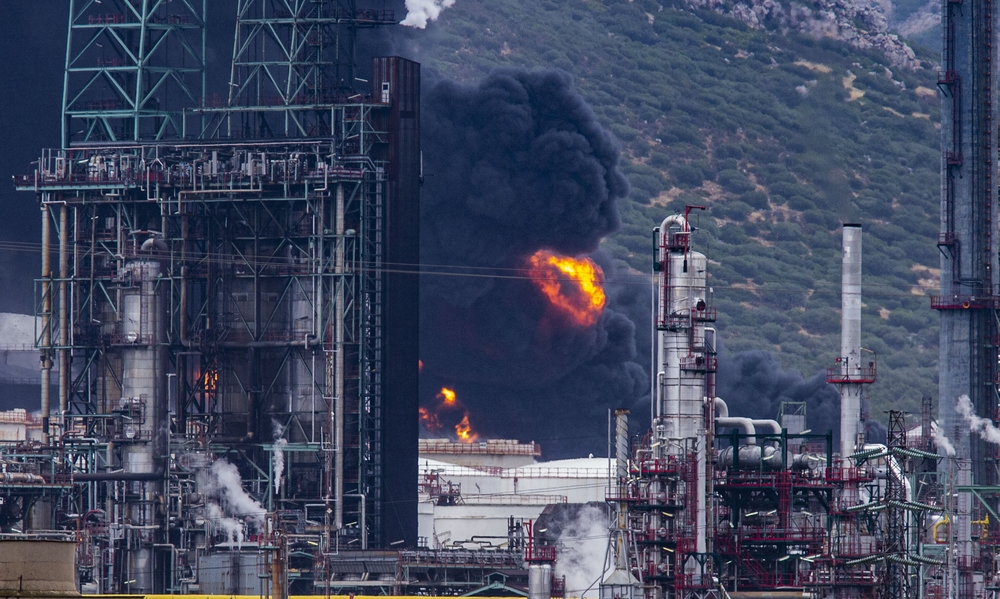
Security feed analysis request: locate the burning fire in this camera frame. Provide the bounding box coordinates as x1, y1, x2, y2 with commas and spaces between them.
419, 387, 479, 443
527, 250, 606, 326
455, 415, 476, 442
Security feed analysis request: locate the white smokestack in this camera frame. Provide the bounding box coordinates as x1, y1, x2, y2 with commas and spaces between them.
400, 0, 456, 28
840, 224, 863, 459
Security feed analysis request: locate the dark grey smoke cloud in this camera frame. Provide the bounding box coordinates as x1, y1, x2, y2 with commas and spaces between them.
716, 348, 841, 447
419, 69, 646, 458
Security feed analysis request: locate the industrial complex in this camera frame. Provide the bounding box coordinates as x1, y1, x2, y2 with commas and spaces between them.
2, 1, 1000, 599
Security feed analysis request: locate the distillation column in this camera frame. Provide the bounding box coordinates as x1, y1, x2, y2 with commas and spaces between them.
654, 210, 713, 587
119, 252, 168, 593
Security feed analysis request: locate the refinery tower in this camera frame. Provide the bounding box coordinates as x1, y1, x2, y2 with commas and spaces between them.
11, 1, 419, 592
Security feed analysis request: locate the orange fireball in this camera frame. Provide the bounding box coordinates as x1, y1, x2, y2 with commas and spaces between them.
527, 250, 606, 326
420, 387, 479, 444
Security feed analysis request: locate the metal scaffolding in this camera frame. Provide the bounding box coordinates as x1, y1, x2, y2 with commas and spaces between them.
11, 0, 418, 592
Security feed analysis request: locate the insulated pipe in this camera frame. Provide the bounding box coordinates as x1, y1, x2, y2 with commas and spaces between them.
71, 467, 165, 482
840, 224, 863, 459
333, 183, 345, 531
716, 417, 757, 445
718, 445, 783, 469
655, 215, 687, 424
751, 419, 782, 436
861, 443, 912, 501
58, 204, 69, 417
40, 206, 52, 443
0, 473, 47, 484
711, 398, 782, 438
712, 396, 729, 418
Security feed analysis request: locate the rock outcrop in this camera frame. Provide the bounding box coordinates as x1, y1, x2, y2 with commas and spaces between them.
691, 0, 919, 69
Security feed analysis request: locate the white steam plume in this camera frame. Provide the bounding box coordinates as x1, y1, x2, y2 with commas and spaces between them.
272, 420, 288, 494
555, 505, 610, 598
957, 394, 1000, 444
930, 421, 956, 457
400, 0, 456, 28
198, 460, 267, 525
206, 502, 245, 543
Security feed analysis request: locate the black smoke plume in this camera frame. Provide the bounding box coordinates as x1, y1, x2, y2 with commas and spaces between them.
716, 348, 841, 448
419, 69, 648, 458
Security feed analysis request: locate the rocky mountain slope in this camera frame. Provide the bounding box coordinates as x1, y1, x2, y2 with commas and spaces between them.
414, 0, 943, 418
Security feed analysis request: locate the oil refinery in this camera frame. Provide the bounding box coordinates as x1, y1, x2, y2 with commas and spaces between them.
2, 1, 1000, 599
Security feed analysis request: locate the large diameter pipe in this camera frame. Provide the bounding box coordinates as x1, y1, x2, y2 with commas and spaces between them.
58, 204, 69, 417
334, 183, 345, 531
40, 206, 52, 443
840, 224, 863, 459
716, 417, 757, 445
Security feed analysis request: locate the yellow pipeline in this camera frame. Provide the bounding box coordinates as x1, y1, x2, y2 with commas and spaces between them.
972, 514, 990, 539
933, 515, 949, 543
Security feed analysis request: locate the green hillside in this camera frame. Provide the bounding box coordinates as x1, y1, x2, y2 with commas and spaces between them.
417, 0, 943, 416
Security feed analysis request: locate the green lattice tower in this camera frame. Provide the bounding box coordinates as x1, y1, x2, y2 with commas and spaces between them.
61, 0, 206, 146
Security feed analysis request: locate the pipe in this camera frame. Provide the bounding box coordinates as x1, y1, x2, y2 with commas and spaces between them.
0, 472, 47, 484
333, 183, 345, 531
716, 417, 757, 445
861, 443, 911, 501
58, 204, 69, 417
713, 399, 780, 439
343, 493, 367, 549
40, 206, 52, 443
70, 467, 165, 482
718, 445, 783, 469
712, 396, 729, 418
751, 419, 782, 436
660, 214, 687, 232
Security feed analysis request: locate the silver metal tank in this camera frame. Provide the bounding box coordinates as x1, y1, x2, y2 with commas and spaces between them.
119, 257, 168, 594
528, 563, 552, 599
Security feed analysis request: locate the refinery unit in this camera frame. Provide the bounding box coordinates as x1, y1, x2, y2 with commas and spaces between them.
3, 1, 1000, 599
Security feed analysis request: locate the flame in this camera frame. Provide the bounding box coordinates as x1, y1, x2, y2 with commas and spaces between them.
439, 387, 457, 404
202, 369, 218, 392
420, 387, 479, 443
455, 414, 478, 442
527, 250, 605, 326
419, 406, 442, 432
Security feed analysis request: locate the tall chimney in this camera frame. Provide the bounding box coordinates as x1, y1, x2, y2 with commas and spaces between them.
840, 224, 864, 459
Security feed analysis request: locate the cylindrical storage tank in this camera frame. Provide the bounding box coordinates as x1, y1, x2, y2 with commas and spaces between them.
0, 540, 78, 596
528, 563, 552, 599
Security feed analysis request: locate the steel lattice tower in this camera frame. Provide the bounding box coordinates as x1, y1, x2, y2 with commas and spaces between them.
61, 0, 207, 146
934, 0, 998, 592
15, 0, 418, 592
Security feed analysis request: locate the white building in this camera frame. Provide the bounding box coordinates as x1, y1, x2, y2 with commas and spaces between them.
417, 439, 611, 549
